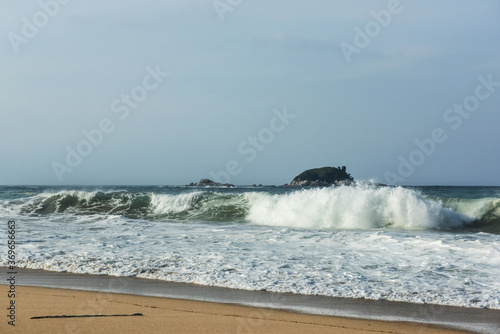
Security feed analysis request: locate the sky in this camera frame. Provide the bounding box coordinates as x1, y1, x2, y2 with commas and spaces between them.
1, 0, 499, 186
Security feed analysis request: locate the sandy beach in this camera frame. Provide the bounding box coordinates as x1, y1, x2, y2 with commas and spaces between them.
1, 285, 472, 334
2, 269, 498, 333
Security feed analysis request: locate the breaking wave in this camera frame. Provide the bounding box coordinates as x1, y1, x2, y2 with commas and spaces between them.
7, 186, 500, 231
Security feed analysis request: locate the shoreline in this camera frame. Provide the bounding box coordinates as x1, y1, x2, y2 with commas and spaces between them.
1, 285, 470, 334
2, 268, 500, 333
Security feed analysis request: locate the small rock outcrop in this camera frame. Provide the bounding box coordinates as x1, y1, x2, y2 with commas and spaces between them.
286, 166, 354, 187
187, 179, 235, 187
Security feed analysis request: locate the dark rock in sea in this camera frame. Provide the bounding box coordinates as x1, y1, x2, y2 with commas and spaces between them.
187, 179, 235, 187
285, 166, 354, 187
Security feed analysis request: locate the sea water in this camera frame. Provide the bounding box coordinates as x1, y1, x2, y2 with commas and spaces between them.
1, 184, 499, 309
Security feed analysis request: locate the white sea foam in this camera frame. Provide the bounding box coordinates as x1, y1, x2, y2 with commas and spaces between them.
3, 215, 500, 309
5, 186, 494, 229
150, 192, 202, 215
438, 197, 500, 220
1, 186, 500, 309
246, 186, 471, 230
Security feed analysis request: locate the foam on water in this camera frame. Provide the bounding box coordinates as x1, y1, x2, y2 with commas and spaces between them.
438, 197, 500, 220
2, 215, 500, 309
1, 185, 500, 309
6, 185, 499, 230
246, 186, 471, 230
150, 192, 203, 215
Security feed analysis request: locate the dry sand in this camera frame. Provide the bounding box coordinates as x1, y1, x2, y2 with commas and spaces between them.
0, 286, 471, 334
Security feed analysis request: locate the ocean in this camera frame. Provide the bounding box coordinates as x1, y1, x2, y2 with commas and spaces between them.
1, 184, 499, 309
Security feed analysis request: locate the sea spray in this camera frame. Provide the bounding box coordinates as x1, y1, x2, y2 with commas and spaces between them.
1, 185, 500, 309
246, 185, 470, 230
7, 186, 493, 230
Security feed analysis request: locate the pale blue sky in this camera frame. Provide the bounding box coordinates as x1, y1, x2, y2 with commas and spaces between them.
1, 0, 499, 185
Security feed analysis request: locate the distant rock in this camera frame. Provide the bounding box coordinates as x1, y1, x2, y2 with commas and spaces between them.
187, 179, 235, 187
285, 166, 354, 187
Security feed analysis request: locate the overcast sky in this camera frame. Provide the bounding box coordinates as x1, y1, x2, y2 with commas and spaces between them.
1, 0, 499, 186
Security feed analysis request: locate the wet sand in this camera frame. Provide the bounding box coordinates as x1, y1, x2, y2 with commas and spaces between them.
1, 268, 499, 333
1, 286, 473, 334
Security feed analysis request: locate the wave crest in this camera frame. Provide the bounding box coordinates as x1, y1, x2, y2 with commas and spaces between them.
8, 186, 500, 231
246, 186, 471, 230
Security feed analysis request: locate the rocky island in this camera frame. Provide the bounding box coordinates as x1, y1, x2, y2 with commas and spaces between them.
186, 179, 235, 187
188, 166, 361, 188
285, 166, 354, 187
